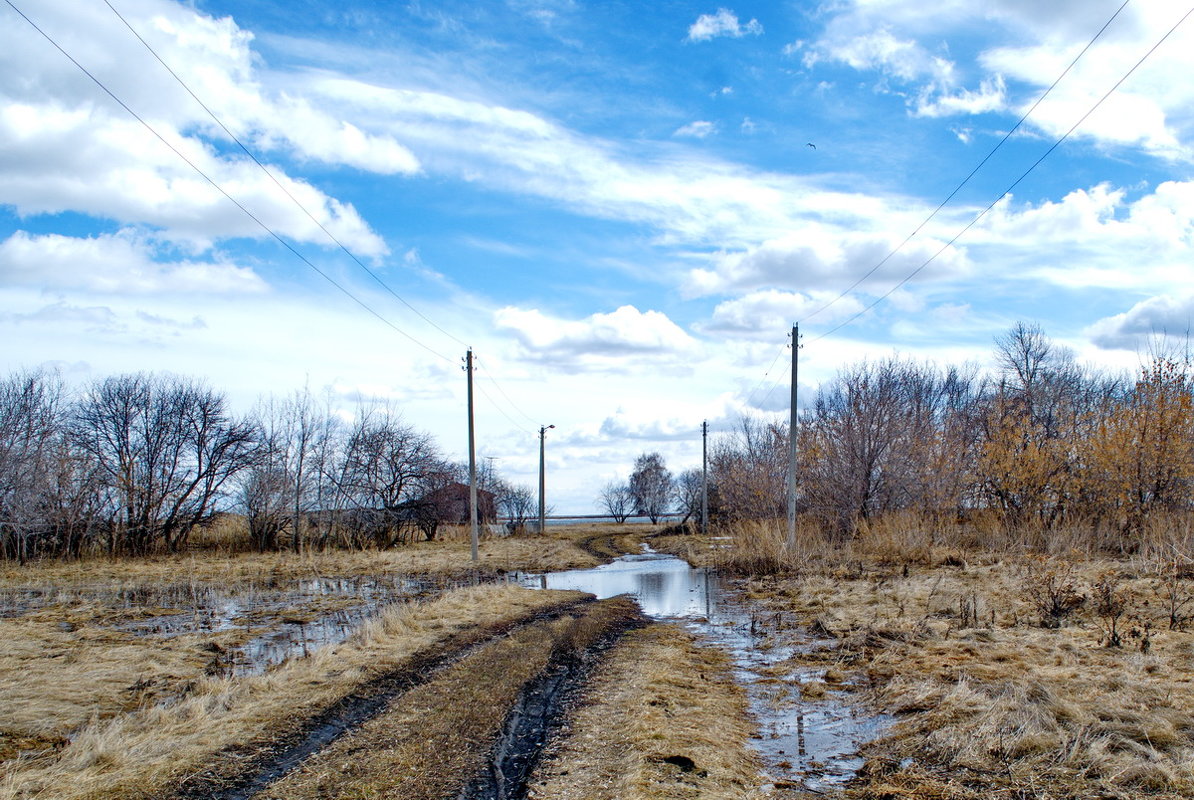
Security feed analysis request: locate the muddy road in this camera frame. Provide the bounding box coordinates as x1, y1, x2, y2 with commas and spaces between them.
1, 530, 882, 800
164, 596, 642, 800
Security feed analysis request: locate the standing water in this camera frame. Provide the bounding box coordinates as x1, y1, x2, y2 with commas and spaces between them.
521, 545, 888, 794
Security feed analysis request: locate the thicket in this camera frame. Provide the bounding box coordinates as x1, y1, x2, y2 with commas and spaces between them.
710, 323, 1194, 555
0, 372, 531, 561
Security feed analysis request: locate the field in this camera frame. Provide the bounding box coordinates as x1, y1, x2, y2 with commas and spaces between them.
653, 521, 1194, 799
3, 520, 1194, 799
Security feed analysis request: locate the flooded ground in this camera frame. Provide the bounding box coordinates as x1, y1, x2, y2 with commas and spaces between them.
521, 546, 889, 794
0, 573, 450, 676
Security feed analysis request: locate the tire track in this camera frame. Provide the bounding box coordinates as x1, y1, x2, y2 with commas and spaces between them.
169, 595, 598, 800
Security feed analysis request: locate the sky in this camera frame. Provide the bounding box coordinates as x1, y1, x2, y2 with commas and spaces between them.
3, 0, 1194, 513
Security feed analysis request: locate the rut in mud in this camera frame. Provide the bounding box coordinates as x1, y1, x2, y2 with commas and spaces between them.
169, 595, 600, 800
176, 596, 643, 800
457, 620, 636, 800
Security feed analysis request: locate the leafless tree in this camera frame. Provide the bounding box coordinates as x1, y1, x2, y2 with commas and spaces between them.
333, 407, 446, 547
673, 468, 704, 526
629, 452, 672, 524
598, 479, 634, 523
710, 416, 787, 521
499, 483, 536, 532
72, 374, 256, 554
801, 358, 983, 537
0, 369, 70, 561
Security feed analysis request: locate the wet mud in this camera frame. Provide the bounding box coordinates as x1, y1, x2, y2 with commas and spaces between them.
2, 573, 464, 676
169, 596, 596, 800
459, 613, 642, 800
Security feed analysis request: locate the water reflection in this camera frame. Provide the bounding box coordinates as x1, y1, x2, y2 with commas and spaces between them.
529, 551, 713, 617
523, 546, 888, 793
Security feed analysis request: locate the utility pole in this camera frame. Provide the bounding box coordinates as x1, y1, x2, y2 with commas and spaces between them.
538, 424, 554, 534
787, 324, 799, 549
465, 349, 479, 562
701, 420, 709, 535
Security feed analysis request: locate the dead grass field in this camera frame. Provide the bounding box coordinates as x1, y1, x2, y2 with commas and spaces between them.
0, 525, 615, 595
528, 623, 764, 800
0, 584, 586, 800
655, 521, 1194, 799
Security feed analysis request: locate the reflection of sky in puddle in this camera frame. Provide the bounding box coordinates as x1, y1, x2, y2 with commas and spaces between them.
528, 552, 714, 618
3, 575, 428, 677
524, 546, 888, 793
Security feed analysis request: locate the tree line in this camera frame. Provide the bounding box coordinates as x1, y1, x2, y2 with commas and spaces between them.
604, 323, 1194, 553
0, 371, 534, 561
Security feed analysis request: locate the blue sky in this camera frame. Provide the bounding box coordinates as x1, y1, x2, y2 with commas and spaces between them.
3, 0, 1194, 511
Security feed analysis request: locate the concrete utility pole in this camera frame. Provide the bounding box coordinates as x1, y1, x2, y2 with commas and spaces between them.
538, 424, 554, 534
787, 324, 799, 549
465, 349, 479, 562
701, 420, 709, 535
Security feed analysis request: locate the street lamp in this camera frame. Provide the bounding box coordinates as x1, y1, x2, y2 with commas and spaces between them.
538, 424, 555, 534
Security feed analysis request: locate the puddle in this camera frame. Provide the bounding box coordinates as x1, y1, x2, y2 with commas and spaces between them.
0, 574, 433, 677
520, 546, 888, 793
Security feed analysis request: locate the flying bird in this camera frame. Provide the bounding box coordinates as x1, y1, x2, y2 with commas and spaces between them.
806, 142, 816, 149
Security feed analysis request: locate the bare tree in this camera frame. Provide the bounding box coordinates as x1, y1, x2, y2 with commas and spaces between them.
0, 369, 68, 561
629, 452, 672, 524
598, 479, 634, 523
709, 416, 787, 521
72, 374, 256, 554
499, 483, 536, 533
334, 407, 445, 547
673, 468, 704, 526
239, 403, 291, 552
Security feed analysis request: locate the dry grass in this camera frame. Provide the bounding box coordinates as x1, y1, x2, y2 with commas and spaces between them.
0, 617, 215, 753
0, 584, 585, 800
262, 597, 641, 800
528, 623, 764, 800
688, 519, 1194, 799
0, 526, 611, 595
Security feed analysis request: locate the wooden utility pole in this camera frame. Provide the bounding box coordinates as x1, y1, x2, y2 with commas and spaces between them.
701, 420, 709, 535
538, 424, 554, 534
466, 349, 479, 562
787, 324, 799, 549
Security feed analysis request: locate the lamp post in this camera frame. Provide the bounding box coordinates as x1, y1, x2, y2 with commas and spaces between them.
538, 424, 554, 534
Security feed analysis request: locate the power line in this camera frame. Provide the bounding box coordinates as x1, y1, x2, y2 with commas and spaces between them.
743, 336, 789, 409
808, 2, 1194, 346
742, 1, 1132, 414
473, 380, 533, 435
798, 0, 1133, 327
474, 355, 538, 430
100, 0, 468, 350
4, 0, 455, 364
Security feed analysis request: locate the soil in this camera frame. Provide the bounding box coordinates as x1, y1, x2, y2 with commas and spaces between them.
169, 595, 602, 800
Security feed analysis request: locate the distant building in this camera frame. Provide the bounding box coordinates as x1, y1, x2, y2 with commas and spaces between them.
413, 482, 497, 525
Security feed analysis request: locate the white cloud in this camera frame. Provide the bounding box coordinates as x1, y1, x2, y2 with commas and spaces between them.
1088, 294, 1194, 351
915, 75, 1007, 117
597, 411, 702, 442
684, 228, 970, 298
493, 305, 696, 364
687, 9, 763, 42
674, 120, 717, 138
0, 230, 269, 294
810, 28, 952, 83
969, 182, 1194, 293
0, 301, 122, 331
0, 0, 401, 254
700, 289, 866, 338
808, 1, 1194, 158
312, 76, 913, 251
